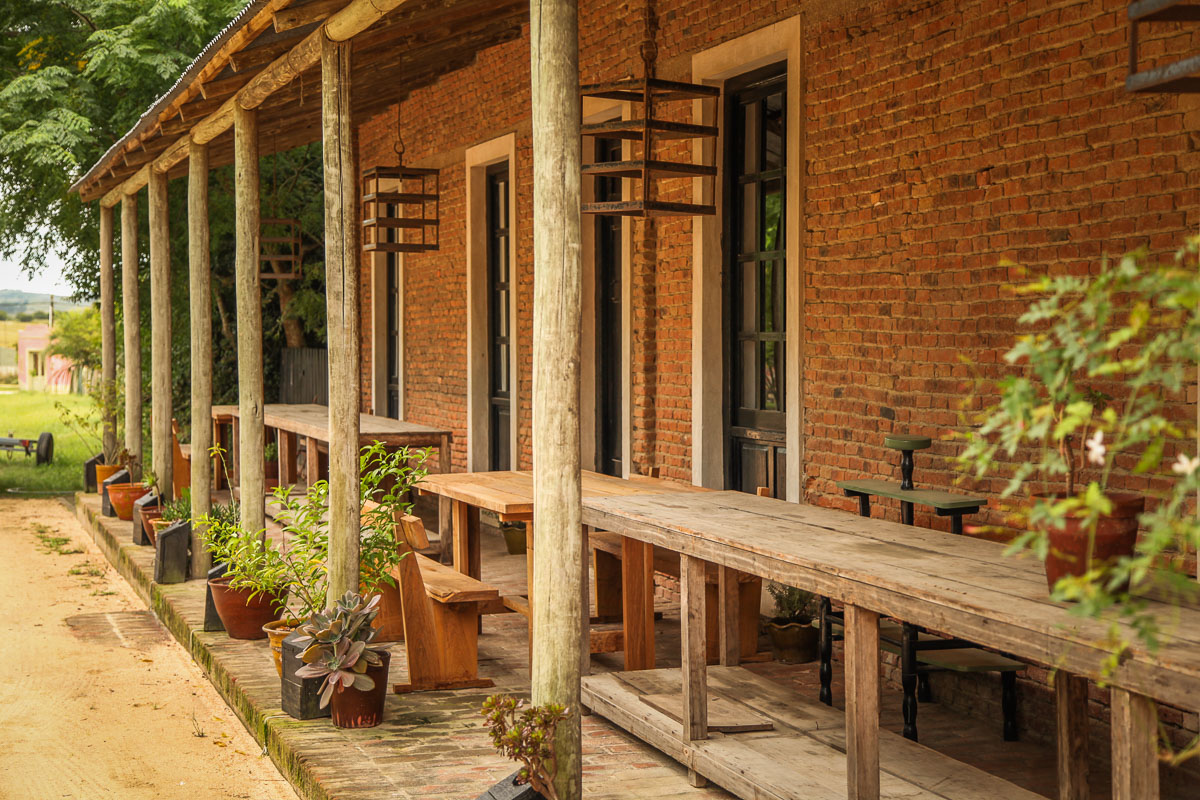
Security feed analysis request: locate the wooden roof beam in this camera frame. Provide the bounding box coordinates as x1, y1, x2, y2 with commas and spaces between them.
273, 0, 349, 32
229, 25, 316, 71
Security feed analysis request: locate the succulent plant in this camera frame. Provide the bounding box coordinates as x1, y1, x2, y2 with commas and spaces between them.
480, 694, 569, 800
293, 592, 391, 707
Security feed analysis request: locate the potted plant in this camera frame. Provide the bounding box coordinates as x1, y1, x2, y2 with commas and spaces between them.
293, 592, 393, 728
263, 441, 279, 480
199, 517, 289, 639
500, 521, 527, 555
107, 479, 150, 521
56, 380, 124, 489
763, 583, 819, 663
958, 242, 1200, 651
478, 695, 570, 800
149, 489, 191, 544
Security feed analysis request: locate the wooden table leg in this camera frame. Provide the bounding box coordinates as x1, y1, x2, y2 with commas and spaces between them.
621, 537, 655, 671
304, 436, 320, 489
681, 554, 708, 788
718, 565, 740, 667
452, 500, 470, 575
467, 506, 481, 580
593, 548, 622, 620
845, 604, 880, 800
1056, 671, 1090, 800
438, 433, 452, 564
1111, 688, 1159, 800
279, 430, 298, 486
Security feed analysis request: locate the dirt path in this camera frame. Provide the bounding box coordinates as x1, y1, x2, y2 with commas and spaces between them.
0, 498, 300, 800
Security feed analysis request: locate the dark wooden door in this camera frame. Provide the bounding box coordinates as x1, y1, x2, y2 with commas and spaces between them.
487, 163, 512, 471
594, 137, 623, 477
726, 66, 786, 497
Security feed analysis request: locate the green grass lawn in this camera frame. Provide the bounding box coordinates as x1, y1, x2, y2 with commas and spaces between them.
0, 390, 98, 494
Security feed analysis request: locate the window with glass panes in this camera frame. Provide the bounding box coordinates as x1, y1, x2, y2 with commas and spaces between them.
486, 163, 512, 471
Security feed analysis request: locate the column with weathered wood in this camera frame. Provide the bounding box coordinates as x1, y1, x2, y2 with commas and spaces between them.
845, 604, 880, 800
1056, 672, 1090, 800
1111, 688, 1159, 800
98, 204, 117, 461
321, 33, 361, 599
189, 139, 213, 576
120, 192, 143, 480
148, 168, 173, 499
529, 2, 584, 798
234, 103, 265, 535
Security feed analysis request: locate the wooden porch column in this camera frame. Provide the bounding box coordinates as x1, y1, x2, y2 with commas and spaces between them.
120, 192, 143, 480
189, 139, 213, 576
234, 103, 266, 535
99, 204, 117, 460
148, 169, 173, 498
321, 33, 360, 599
529, 2, 584, 799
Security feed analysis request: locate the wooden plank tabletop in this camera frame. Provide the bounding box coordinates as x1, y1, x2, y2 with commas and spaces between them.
418, 469, 707, 519
211, 403, 451, 445
582, 490, 1200, 711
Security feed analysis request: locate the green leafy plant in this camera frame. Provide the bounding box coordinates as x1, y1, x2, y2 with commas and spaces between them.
199, 516, 289, 610
293, 592, 392, 707
767, 583, 818, 624
263, 441, 278, 462
480, 695, 570, 800
55, 379, 125, 465
160, 488, 191, 524
358, 442, 430, 591
958, 241, 1200, 657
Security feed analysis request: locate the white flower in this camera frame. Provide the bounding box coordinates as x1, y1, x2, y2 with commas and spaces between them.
1085, 430, 1106, 466
1172, 452, 1200, 476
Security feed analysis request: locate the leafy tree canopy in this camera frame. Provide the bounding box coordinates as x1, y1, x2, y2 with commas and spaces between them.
47, 305, 101, 372
0, 0, 245, 298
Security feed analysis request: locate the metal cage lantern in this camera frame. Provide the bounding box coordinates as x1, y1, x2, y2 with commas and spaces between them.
361, 166, 440, 253
258, 217, 302, 280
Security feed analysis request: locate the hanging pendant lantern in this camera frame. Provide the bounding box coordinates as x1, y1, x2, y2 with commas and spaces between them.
259, 217, 302, 280
579, 0, 719, 217
361, 165, 440, 253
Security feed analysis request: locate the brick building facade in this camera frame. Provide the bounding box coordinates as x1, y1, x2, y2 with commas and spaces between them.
350, 0, 1200, 762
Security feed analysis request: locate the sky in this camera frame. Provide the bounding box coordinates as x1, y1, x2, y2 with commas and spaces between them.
0, 247, 74, 296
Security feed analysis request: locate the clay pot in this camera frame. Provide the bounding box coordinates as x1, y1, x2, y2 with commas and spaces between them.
108, 483, 150, 521
501, 525, 527, 555
95, 464, 121, 491
372, 583, 405, 642
330, 650, 390, 729
208, 576, 287, 640
765, 620, 819, 664
263, 618, 302, 676
140, 506, 163, 540
1043, 493, 1145, 591
149, 516, 176, 545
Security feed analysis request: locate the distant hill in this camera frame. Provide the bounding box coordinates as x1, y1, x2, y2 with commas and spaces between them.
0, 289, 89, 316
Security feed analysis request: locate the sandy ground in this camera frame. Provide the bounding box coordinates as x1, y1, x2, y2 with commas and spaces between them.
0, 498, 300, 800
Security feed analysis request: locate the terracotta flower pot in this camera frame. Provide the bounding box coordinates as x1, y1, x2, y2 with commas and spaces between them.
140, 507, 164, 541
149, 516, 176, 545
1043, 493, 1145, 591
765, 620, 819, 664
95, 464, 121, 491
263, 618, 302, 676
207, 576, 287, 640
108, 483, 150, 521
330, 650, 390, 729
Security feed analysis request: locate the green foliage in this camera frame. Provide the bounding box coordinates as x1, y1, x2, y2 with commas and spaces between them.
292, 592, 391, 708
160, 487, 190, 523
263, 441, 278, 462
47, 307, 101, 372
55, 375, 123, 464
958, 240, 1200, 659
481, 695, 569, 800
767, 583, 818, 624
199, 515, 289, 608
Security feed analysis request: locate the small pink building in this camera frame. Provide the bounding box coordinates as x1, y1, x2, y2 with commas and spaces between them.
17, 324, 75, 393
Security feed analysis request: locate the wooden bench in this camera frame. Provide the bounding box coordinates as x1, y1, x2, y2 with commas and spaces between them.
590, 530, 763, 663
171, 419, 191, 499
389, 513, 498, 694
828, 433, 1020, 743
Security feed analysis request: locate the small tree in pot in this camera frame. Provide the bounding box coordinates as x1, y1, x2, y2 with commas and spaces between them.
479, 695, 570, 800
764, 583, 819, 663
958, 242, 1200, 664
200, 519, 289, 639
293, 592, 393, 728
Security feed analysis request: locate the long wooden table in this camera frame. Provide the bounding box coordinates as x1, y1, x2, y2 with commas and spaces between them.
212, 403, 454, 549
581, 490, 1200, 800
417, 470, 711, 666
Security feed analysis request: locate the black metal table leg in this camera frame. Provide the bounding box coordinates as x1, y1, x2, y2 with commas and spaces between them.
818, 596, 833, 706
901, 622, 919, 741
1002, 671, 1018, 741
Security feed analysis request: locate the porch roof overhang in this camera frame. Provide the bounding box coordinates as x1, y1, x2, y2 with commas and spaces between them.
71, 0, 528, 205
